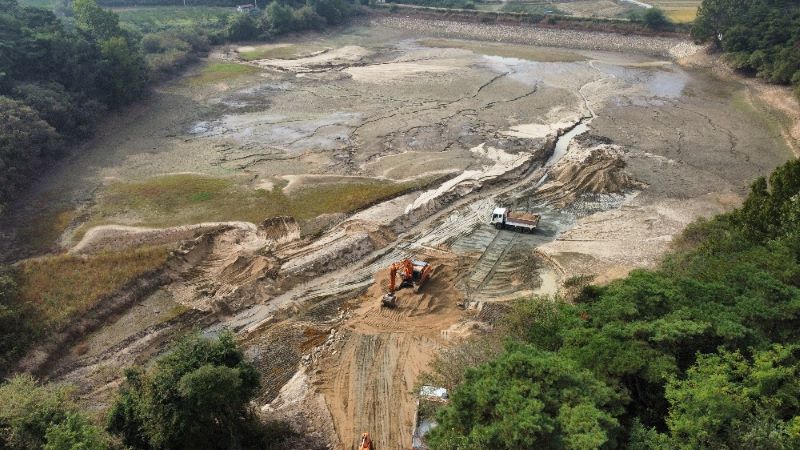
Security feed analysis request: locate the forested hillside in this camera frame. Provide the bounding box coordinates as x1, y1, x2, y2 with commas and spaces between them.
427, 158, 800, 448
0, 0, 358, 213
692, 0, 800, 96
0, 0, 147, 211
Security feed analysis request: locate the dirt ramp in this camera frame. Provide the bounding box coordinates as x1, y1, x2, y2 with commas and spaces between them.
314, 259, 465, 449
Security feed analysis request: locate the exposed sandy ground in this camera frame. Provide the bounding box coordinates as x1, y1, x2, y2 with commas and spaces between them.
315, 260, 464, 450
3, 18, 797, 450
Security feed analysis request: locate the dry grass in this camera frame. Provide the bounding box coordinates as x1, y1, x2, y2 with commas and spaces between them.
16, 246, 171, 333
79, 174, 440, 233
16, 208, 75, 253
663, 8, 697, 23
648, 0, 699, 23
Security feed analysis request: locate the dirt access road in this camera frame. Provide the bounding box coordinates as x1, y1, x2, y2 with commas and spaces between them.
4, 15, 797, 450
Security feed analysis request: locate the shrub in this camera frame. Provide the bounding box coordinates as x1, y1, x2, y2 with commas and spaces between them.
0, 376, 111, 450
107, 332, 287, 449
643, 8, 670, 30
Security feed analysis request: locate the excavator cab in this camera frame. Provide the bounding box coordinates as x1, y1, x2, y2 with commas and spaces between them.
360, 432, 374, 450
381, 258, 433, 307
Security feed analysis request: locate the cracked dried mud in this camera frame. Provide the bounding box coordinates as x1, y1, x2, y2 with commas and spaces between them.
3, 15, 798, 450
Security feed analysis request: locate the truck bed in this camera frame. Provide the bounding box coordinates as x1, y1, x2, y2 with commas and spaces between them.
507, 210, 540, 226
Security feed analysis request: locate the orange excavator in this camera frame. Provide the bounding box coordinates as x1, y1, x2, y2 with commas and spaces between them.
381, 258, 433, 307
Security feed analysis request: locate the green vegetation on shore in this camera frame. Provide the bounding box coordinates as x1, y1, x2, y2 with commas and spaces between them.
0, 0, 360, 215
0, 0, 147, 212
425, 158, 800, 448
693, 0, 800, 97
0, 333, 285, 449
80, 173, 438, 231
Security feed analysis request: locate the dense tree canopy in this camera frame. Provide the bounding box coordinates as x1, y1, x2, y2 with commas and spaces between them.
0, 375, 111, 449
427, 344, 624, 449
0, 0, 147, 209
107, 332, 276, 449
428, 158, 800, 448
693, 0, 800, 94
0, 0, 358, 213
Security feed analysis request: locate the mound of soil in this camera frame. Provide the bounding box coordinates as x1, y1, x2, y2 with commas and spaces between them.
536, 135, 645, 207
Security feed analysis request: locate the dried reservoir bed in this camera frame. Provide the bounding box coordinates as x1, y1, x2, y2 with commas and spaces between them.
2, 16, 797, 450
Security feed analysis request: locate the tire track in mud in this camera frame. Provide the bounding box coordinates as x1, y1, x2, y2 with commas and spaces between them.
224, 57, 616, 449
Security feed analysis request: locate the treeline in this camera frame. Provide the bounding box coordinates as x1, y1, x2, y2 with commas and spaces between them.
225, 0, 359, 41
0, 332, 290, 449
693, 0, 800, 96
0, 0, 147, 212
426, 158, 800, 448
0, 0, 359, 213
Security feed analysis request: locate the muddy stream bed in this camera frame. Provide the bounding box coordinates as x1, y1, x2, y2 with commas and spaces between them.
3, 15, 797, 450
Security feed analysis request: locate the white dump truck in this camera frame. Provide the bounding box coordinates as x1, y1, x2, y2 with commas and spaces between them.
490, 207, 540, 232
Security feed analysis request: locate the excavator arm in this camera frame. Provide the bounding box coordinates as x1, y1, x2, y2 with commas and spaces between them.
388, 262, 398, 293
382, 258, 431, 307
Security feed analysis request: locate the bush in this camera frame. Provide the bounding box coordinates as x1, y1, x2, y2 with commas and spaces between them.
0, 376, 111, 450
107, 331, 287, 449
427, 344, 623, 449
226, 12, 259, 41
643, 8, 670, 30
0, 267, 35, 378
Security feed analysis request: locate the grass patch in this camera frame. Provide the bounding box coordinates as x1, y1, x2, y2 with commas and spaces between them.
80, 173, 440, 232
16, 208, 75, 254
730, 91, 792, 150
238, 44, 329, 61
115, 6, 232, 33
647, 0, 699, 23
16, 246, 170, 334
498, 2, 564, 16
185, 62, 260, 85
418, 38, 585, 62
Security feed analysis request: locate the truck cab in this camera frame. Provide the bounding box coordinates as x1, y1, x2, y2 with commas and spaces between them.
490, 207, 539, 232
490, 207, 508, 227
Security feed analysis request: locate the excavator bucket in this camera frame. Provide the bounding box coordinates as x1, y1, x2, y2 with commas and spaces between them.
381, 292, 397, 308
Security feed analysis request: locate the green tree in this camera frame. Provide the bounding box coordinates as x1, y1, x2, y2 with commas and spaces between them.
0, 96, 61, 205
73, 0, 123, 41
0, 376, 110, 450
642, 8, 670, 30
263, 1, 295, 35
692, 0, 800, 95
107, 331, 270, 450
664, 345, 800, 449
426, 344, 623, 450
225, 12, 258, 41
97, 36, 148, 107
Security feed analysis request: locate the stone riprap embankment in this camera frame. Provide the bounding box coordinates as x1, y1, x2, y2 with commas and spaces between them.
374, 16, 701, 59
